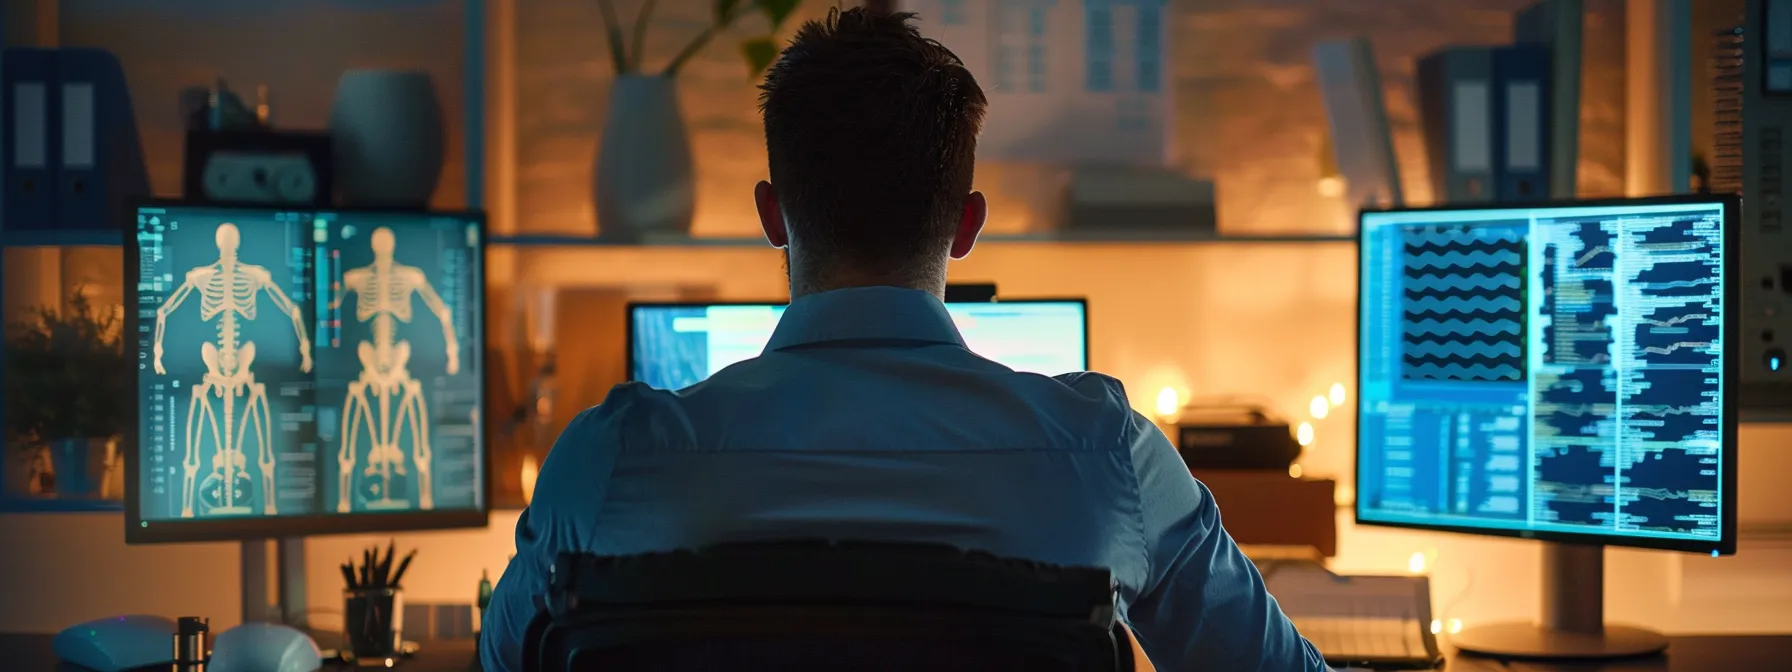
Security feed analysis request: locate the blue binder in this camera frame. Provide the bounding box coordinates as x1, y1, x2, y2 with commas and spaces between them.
1417, 47, 1496, 203
55, 48, 148, 230
3, 47, 58, 230
1491, 44, 1552, 202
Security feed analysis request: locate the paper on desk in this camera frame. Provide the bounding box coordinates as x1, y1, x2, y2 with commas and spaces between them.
1264, 564, 1432, 620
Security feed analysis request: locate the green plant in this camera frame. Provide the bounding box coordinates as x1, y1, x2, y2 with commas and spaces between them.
598, 0, 803, 78
3, 289, 129, 450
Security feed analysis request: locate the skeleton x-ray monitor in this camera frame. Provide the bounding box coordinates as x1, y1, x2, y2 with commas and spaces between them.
627, 299, 1089, 391
1356, 195, 1737, 659
124, 202, 487, 543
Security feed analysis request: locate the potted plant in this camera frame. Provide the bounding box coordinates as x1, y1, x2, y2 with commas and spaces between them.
3, 289, 129, 500
591, 0, 803, 241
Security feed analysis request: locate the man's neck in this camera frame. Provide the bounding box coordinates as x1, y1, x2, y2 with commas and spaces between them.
790, 277, 946, 301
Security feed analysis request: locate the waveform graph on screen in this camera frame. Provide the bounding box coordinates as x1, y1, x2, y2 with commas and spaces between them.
1401, 226, 1527, 383
1613, 213, 1724, 537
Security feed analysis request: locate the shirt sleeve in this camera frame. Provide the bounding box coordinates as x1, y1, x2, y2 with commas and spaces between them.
1120, 407, 1329, 672
479, 404, 621, 672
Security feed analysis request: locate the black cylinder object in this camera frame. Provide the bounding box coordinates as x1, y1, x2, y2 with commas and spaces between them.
172, 616, 209, 672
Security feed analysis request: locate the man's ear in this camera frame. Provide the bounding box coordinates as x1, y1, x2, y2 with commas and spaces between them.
949, 191, 988, 260
755, 180, 787, 248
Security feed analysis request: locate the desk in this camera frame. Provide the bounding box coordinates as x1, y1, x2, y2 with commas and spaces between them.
2, 632, 1787, 670
0, 633, 478, 672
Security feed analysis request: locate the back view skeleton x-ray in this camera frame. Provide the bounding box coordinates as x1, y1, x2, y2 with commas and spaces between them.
153, 223, 313, 518
333, 227, 460, 512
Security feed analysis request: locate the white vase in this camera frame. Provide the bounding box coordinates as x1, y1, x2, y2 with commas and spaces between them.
594, 75, 694, 241
329, 70, 445, 207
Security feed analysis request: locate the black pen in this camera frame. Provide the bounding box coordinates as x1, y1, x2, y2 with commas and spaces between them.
389, 550, 417, 588
341, 561, 358, 590
361, 549, 374, 587
377, 539, 397, 587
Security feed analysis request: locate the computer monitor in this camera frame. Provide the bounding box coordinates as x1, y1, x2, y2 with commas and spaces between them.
1356, 195, 1738, 660
124, 202, 488, 544
627, 299, 1089, 390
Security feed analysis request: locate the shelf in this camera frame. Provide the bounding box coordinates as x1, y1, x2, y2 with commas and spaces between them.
0, 229, 1356, 249
0, 229, 124, 247
489, 231, 1357, 247
0, 497, 124, 514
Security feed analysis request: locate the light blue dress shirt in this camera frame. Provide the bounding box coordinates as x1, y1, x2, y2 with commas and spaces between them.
481, 286, 1326, 671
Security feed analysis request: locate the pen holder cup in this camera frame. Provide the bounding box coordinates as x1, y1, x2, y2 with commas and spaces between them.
344, 587, 405, 662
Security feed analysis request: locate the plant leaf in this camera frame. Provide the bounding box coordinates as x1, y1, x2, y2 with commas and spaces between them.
741, 37, 780, 78
758, 0, 801, 30
714, 0, 744, 23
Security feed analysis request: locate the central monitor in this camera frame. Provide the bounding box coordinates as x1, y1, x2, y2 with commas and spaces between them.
1356, 195, 1738, 660
627, 299, 1089, 390
125, 202, 488, 544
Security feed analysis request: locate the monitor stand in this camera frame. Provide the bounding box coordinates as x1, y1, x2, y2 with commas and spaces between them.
240, 537, 309, 629
1451, 543, 1668, 660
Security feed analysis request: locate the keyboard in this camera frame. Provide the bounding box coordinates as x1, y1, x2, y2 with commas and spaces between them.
1294, 615, 1442, 669
1260, 562, 1444, 669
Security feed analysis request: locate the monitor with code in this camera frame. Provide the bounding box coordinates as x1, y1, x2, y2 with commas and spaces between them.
1356, 196, 1737, 554
125, 203, 487, 543
628, 300, 1089, 390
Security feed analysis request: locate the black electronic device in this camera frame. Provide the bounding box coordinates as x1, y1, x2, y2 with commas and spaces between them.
1357, 194, 1738, 661
1173, 404, 1301, 471
945, 283, 997, 302
123, 199, 490, 632
183, 130, 332, 207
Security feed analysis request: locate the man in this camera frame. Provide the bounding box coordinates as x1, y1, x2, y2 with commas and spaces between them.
481, 8, 1325, 671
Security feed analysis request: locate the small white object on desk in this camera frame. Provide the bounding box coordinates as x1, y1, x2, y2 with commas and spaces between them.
210, 622, 322, 672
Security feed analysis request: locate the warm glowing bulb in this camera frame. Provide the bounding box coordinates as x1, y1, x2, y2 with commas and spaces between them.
520, 454, 541, 506
1316, 175, 1346, 198
1429, 620, 1443, 635
1446, 619, 1463, 634
1309, 395, 1329, 419
1288, 464, 1303, 478
1155, 386, 1181, 419
1408, 551, 1427, 574
1329, 382, 1346, 406
1296, 422, 1315, 446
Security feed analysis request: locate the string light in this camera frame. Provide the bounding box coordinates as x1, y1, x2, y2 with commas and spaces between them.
1288, 464, 1303, 478
1446, 619, 1463, 634
1296, 422, 1315, 446
1309, 395, 1329, 419
1408, 551, 1428, 574
521, 454, 540, 506
1329, 382, 1346, 406
1154, 386, 1181, 422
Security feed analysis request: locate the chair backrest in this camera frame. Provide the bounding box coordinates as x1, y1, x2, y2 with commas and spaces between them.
523, 540, 1126, 672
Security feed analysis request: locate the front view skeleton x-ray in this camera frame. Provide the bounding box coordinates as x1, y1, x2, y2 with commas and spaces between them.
333, 227, 460, 512
153, 223, 313, 518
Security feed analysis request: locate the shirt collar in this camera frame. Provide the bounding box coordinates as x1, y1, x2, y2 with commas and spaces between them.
764, 286, 967, 352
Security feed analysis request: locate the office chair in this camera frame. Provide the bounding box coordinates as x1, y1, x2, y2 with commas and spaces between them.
521, 539, 1129, 671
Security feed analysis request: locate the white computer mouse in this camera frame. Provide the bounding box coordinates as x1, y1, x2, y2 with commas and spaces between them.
52, 614, 177, 672
209, 622, 323, 672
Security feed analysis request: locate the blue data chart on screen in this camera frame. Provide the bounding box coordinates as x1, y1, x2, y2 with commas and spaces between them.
629, 301, 1088, 391
133, 206, 484, 523
1357, 202, 1726, 544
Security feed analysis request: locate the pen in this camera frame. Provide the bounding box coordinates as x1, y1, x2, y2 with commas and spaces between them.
389, 550, 417, 588
341, 561, 358, 590
377, 539, 397, 587
361, 549, 374, 587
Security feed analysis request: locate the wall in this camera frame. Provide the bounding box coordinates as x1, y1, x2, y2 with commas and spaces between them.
4, 0, 1791, 639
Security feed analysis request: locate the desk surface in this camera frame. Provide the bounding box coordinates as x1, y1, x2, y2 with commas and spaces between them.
2, 632, 1787, 671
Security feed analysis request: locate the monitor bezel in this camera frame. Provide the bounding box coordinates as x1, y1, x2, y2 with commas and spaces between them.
123, 199, 493, 544
624, 297, 1093, 385
1353, 193, 1741, 556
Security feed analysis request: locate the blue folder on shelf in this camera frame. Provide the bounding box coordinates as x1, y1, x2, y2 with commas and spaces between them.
1, 46, 148, 234
3, 47, 58, 230
1491, 44, 1552, 202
